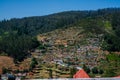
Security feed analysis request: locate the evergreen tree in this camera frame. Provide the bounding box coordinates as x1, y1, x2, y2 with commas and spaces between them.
83, 64, 91, 73
70, 67, 77, 78
92, 67, 98, 74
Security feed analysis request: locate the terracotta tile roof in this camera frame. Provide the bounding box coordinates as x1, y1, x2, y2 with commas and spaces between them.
73, 69, 90, 78
114, 75, 120, 78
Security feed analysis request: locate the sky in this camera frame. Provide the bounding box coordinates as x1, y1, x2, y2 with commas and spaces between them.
0, 0, 120, 20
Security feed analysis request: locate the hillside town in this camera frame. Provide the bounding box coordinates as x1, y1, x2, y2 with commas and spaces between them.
0, 26, 120, 79
1, 0, 120, 79
0, 31, 106, 79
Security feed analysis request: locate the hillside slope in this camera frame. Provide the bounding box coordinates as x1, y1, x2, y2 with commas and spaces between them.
0, 8, 120, 78
36, 25, 120, 77
0, 8, 120, 35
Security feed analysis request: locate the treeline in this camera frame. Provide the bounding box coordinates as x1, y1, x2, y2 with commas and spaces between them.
0, 8, 120, 36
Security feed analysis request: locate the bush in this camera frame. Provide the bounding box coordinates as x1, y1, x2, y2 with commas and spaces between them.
70, 67, 77, 78
48, 69, 53, 78
2, 67, 9, 74
29, 57, 38, 70
104, 69, 116, 77
99, 69, 104, 74
83, 64, 91, 73
92, 67, 98, 74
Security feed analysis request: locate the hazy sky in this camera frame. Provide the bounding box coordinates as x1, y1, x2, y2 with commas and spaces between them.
0, 0, 120, 20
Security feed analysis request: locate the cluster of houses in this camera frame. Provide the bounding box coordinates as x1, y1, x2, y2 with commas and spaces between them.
35, 35, 106, 70
0, 33, 110, 79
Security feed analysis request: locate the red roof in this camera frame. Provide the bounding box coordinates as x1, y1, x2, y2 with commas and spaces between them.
114, 75, 120, 78
73, 69, 90, 78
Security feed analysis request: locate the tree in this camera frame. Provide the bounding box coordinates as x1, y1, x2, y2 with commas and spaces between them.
2, 67, 9, 74
112, 12, 120, 37
92, 67, 98, 74
83, 64, 91, 74
48, 69, 53, 78
104, 69, 116, 77
31, 57, 38, 65
99, 69, 104, 74
70, 67, 77, 78
30, 61, 36, 70
29, 57, 38, 71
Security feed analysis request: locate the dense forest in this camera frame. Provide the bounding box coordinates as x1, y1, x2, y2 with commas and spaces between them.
0, 8, 120, 61
1, 8, 120, 35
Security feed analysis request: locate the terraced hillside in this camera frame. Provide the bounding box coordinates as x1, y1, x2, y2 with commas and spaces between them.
0, 8, 120, 78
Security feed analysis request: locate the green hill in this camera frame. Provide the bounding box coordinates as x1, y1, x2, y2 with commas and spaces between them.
0, 8, 120, 61
0, 8, 120, 35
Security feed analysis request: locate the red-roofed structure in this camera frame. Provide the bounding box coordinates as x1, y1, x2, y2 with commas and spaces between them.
73, 69, 90, 78
114, 75, 120, 78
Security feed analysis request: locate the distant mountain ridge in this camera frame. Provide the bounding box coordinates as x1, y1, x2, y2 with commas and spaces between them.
0, 8, 120, 35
